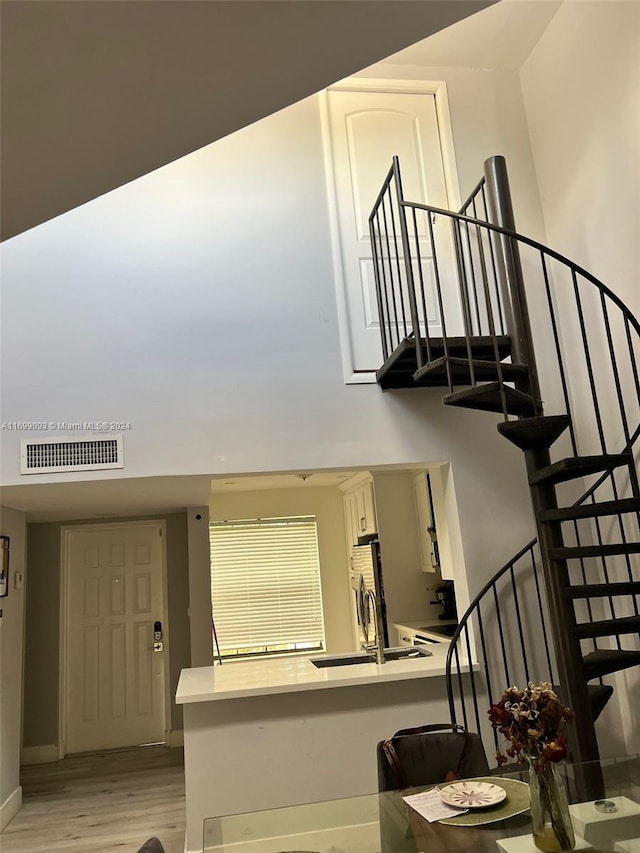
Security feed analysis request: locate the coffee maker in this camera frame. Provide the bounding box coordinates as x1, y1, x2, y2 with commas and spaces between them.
430, 580, 457, 621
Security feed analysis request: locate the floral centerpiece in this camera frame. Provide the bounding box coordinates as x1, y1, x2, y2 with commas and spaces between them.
488, 682, 576, 852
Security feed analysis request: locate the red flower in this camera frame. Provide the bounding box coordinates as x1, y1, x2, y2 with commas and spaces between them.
541, 737, 568, 763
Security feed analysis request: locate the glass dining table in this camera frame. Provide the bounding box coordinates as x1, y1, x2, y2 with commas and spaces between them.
203, 756, 640, 853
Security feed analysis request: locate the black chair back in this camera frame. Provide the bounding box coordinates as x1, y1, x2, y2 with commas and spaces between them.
377, 722, 490, 791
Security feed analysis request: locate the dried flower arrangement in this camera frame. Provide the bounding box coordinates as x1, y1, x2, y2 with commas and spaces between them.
488, 681, 575, 767
488, 682, 576, 851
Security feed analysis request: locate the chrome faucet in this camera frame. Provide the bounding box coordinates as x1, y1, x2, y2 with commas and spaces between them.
364, 589, 385, 664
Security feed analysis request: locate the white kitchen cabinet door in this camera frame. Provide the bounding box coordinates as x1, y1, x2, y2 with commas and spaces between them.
343, 491, 358, 553
354, 480, 377, 540
325, 88, 459, 374
342, 478, 377, 546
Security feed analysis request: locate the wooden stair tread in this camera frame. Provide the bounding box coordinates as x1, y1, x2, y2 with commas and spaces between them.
549, 542, 640, 560
443, 382, 538, 417
565, 580, 640, 599
414, 357, 528, 385
420, 335, 512, 360
497, 415, 571, 451
529, 453, 632, 486
587, 684, 614, 722
583, 649, 640, 680
553, 682, 613, 721
376, 335, 512, 390
574, 615, 640, 640
539, 497, 640, 522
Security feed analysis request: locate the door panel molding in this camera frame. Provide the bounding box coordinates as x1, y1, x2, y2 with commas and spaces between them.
58, 520, 169, 757
319, 78, 460, 384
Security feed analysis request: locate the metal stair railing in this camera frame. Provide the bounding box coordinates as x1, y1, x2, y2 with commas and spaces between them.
370, 156, 640, 766
444, 538, 552, 759
371, 157, 640, 456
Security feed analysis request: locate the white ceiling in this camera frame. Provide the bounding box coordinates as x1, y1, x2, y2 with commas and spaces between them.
0, 463, 436, 523
0, 475, 213, 524
210, 472, 355, 493
380, 0, 562, 71
0, 0, 493, 240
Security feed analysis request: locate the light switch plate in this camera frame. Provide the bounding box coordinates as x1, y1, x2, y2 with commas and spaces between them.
14, 571, 24, 589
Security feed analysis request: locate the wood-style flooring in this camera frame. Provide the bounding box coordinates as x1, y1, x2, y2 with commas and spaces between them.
1, 745, 185, 853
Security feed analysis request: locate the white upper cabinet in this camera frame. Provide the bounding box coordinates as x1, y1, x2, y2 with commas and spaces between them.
340, 474, 377, 546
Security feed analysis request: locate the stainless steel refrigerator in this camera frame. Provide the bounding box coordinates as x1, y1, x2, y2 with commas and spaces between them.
349, 537, 389, 650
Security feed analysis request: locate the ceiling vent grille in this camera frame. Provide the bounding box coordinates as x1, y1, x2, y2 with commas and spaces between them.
20, 434, 124, 474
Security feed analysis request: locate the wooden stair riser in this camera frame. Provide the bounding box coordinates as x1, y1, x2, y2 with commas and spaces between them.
414, 356, 528, 386
582, 649, 640, 681
549, 542, 640, 560
539, 498, 640, 523
574, 615, 640, 640
565, 581, 640, 599
497, 415, 571, 451
529, 454, 633, 487
444, 382, 538, 417
377, 335, 513, 390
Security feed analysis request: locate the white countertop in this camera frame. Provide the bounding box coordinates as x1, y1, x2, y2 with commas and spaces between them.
393, 618, 457, 633
176, 643, 475, 704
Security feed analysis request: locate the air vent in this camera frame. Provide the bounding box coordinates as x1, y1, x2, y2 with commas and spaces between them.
20, 434, 124, 474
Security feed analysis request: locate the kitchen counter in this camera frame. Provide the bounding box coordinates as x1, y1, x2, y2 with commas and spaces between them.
176, 642, 468, 705
178, 647, 479, 852
393, 618, 458, 643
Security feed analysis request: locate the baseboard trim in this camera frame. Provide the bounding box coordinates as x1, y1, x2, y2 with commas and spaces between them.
21, 744, 59, 766
166, 729, 184, 748
0, 785, 22, 831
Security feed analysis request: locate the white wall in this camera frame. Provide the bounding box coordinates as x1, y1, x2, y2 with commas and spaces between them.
357, 62, 547, 241
1, 59, 543, 741
0, 506, 26, 830
211, 486, 353, 653
187, 507, 213, 668
521, 1, 640, 316
0, 63, 545, 488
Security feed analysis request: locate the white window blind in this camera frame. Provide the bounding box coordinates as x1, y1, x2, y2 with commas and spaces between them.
209, 516, 325, 659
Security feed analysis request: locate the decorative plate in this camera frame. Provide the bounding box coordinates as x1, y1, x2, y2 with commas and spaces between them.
437, 777, 530, 827
438, 780, 507, 809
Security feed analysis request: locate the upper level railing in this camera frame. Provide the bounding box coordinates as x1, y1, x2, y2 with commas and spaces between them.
369, 156, 640, 464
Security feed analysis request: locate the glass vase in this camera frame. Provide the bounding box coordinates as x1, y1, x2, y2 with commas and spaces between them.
528, 760, 576, 852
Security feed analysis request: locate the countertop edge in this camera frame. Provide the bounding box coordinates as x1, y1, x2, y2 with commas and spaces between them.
176, 660, 479, 705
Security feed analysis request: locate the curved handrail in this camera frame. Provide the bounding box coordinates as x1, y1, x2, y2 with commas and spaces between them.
401, 200, 640, 336
368, 166, 640, 749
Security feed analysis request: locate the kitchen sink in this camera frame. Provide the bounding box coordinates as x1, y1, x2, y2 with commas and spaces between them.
309, 646, 432, 668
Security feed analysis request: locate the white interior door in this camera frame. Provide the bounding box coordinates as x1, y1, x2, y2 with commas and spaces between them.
64, 522, 166, 754
326, 88, 460, 373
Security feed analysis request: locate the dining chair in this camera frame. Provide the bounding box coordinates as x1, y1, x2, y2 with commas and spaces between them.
377, 722, 491, 792
377, 724, 493, 853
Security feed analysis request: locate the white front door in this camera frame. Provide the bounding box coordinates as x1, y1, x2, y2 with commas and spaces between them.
325, 88, 460, 373
64, 522, 166, 754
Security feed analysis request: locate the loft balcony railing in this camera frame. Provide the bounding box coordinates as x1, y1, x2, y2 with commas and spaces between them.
369, 156, 640, 466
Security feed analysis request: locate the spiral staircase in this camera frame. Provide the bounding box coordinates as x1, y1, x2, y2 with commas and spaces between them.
370, 156, 640, 778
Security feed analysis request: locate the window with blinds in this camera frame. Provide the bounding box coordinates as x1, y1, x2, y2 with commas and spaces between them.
209, 516, 326, 660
